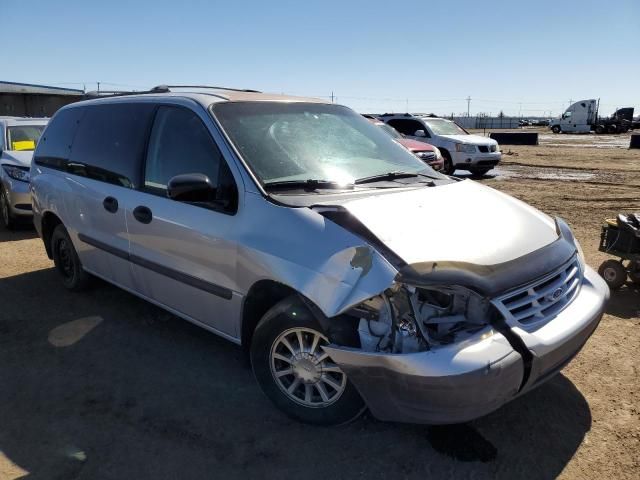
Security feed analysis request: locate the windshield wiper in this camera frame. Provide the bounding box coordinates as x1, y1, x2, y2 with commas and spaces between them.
354, 171, 437, 185
263, 179, 354, 191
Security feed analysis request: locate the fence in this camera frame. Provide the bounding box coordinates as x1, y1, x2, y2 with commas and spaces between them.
451, 116, 521, 129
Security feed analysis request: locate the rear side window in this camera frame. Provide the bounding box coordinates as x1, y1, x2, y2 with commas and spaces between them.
34, 108, 85, 168
69, 103, 155, 188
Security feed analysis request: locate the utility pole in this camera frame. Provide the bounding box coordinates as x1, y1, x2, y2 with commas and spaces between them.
97, 81, 100, 93
330, 91, 334, 103
405, 98, 409, 113
466, 96, 471, 117
518, 102, 522, 118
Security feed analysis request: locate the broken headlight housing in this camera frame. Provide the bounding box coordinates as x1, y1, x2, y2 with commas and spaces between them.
350, 284, 494, 353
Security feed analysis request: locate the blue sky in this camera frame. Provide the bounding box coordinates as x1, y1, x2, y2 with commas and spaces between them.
3, 0, 639, 116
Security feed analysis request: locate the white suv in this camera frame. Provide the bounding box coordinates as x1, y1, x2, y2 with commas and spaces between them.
379, 114, 501, 175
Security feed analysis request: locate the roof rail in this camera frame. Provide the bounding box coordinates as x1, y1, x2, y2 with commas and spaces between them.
378, 112, 414, 117
84, 85, 170, 98
153, 85, 261, 93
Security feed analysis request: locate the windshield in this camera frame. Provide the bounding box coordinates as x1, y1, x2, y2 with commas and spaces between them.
378, 123, 403, 139
6, 125, 46, 151
423, 119, 467, 136
212, 102, 437, 186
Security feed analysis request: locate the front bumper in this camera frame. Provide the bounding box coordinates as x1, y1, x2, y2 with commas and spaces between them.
2, 177, 32, 217
324, 266, 608, 424
451, 150, 501, 169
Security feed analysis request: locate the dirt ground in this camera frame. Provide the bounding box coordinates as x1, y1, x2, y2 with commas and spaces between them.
1, 134, 639, 479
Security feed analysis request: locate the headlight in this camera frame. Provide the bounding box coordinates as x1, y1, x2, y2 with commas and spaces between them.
455, 143, 476, 153
2, 165, 30, 182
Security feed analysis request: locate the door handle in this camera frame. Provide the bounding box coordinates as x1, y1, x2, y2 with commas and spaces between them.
103, 196, 119, 213
133, 205, 153, 224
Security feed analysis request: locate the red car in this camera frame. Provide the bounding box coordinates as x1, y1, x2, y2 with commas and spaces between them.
366, 116, 444, 171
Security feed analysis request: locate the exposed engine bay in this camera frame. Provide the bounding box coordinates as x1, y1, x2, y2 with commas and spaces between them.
346, 285, 494, 353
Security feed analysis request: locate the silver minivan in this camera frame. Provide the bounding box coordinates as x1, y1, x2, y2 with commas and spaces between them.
31, 87, 609, 425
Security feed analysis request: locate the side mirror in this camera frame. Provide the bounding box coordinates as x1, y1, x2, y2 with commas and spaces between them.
414, 129, 427, 137
167, 173, 215, 203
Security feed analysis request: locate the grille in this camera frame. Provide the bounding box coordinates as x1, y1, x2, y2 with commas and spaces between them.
492, 256, 581, 327
478, 146, 489, 153
415, 151, 436, 161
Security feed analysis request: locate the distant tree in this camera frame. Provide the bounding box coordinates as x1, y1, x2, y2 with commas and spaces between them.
498, 110, 505, 119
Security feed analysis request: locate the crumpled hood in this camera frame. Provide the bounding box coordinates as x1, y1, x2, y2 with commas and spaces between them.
438, 134, 497, 146
0, 150, 33, 168
318, 180, 558, 266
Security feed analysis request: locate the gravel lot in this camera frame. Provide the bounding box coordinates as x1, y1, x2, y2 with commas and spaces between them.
1, 134, 639, 479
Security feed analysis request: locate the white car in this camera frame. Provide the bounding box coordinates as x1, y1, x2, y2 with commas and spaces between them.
0, 117, 48, 229
379, 114, 501, 175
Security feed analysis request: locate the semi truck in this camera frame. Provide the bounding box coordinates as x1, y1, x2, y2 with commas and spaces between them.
550, 99, 634, 134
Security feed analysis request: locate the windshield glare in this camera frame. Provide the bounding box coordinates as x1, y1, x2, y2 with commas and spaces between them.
423, 119, 467, 136
212, 103, 438, 186
7, 125, 46, 151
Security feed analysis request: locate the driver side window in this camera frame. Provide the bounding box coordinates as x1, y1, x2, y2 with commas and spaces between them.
144, 106, 238, 213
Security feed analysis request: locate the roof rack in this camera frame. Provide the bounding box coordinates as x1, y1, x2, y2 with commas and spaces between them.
153, 85, 261, 93
84, 86, 169, 97
83, 84, 261, 99
378, 112, 414, 117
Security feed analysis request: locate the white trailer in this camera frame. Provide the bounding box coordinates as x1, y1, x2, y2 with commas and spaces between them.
550, 99, 634, 134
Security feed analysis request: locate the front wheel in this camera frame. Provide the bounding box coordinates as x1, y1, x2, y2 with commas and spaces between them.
598, 259, 626, 290
441, 150, 455, 175
551, 125, 561, 134
250, 296, 365, 425
0, 188, 16, 230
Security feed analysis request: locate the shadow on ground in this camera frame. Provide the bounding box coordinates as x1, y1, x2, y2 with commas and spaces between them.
605, 284, 640, 319
0, 224, 37, 242
0, 268, 592, 480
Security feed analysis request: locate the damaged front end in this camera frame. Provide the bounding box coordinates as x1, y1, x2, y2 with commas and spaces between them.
319, 284, 526, 424
348, 284, 495, 355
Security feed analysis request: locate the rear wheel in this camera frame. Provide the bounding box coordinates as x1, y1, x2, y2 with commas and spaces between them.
598, 259, 626, 290
51, 224, 91, 291
551, 125, 561, 134
0, 188, 16, 230
441, 150, 455, 175
250, 296, 365, 425
595, 125, 605, 134
607, 124, 618, 134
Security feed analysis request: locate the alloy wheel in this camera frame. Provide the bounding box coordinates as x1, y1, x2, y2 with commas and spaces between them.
270, 327, 347, 408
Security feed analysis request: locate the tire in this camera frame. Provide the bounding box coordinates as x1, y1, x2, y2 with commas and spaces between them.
607, 124, 618, 134
598, 259, 626, 290
250, 296, 365, 426
51, 224, 91, 291
595, 125, 605, 134
469, 168, 492, 177
0, 188, 16, 230
441, 149, 455, 175
551, 125, 561, 134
